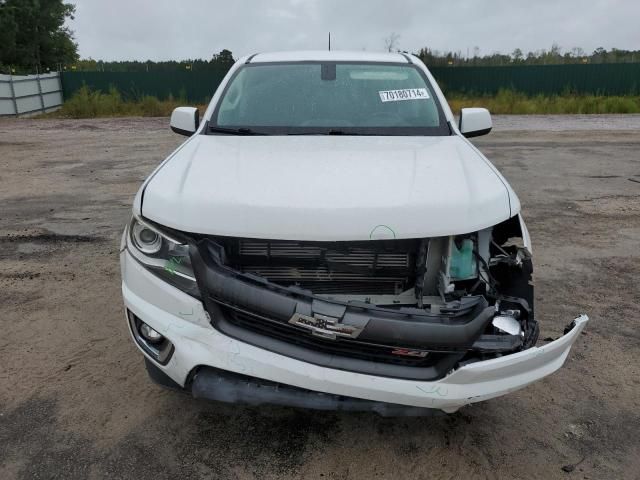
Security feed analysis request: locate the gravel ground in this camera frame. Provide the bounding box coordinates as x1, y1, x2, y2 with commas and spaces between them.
0, 116, 638, 479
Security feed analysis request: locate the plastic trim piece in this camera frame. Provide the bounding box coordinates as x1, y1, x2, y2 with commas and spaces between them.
190, 366, 444, 416
462, 127, 492, 138
211, 312, 464, 380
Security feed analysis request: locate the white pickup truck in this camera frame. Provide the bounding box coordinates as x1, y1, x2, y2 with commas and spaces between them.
120, 50, 588, 414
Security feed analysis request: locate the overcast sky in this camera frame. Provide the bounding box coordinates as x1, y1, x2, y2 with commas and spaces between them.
69, 0, 640, 61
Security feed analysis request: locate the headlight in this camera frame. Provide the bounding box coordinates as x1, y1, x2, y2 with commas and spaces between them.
131, 221, 162, 254
126, 216, 200, 298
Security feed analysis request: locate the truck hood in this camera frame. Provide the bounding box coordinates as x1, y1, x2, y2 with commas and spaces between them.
141, 135, 514, 240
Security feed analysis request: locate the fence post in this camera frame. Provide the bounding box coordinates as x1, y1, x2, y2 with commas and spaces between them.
8, 73, 18, 116
36, 74, 46, 113
58, 71, 64, 102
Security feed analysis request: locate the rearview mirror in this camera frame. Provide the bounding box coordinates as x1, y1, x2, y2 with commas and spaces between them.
459, 108, 492, 138
170, 107, 199, 136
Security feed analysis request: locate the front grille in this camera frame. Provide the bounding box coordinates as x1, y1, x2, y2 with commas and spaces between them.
215, 301, 444, 367
214, 237, 420, 295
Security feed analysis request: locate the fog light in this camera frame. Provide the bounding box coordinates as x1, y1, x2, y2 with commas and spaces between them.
127, 311, 174, 365
139, 322, 163, 343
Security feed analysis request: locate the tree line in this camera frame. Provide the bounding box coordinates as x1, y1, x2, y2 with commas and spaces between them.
69, 50, 235, 73
35, 45, 640, 74
66, 45, 640, 73
416, 44, 640, 67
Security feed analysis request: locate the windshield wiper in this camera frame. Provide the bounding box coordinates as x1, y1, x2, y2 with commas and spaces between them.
286, 129, 379, 136
208, 126, 266, 135
326, 129, 379, 135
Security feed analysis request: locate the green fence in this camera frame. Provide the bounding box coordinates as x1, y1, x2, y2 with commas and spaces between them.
61, 63, 640, 102
430, 63, 640, 95
61, 69, 229, 103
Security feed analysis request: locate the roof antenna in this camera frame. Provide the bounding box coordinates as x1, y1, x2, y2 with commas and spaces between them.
328, 32, 331, 51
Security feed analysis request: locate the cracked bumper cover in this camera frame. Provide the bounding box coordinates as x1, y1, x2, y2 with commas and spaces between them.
121, 250, 588, 412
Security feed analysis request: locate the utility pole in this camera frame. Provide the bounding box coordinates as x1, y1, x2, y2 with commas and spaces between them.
328, 32, 331, 51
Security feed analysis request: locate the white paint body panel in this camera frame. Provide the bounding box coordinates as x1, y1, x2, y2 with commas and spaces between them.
141, 51, 520, 240
121, 251, 588, 411
142, 134, 514, 240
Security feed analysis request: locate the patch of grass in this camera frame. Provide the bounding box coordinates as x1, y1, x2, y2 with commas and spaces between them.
447, 89, 640, 114
50, 86, 640, 118
46, 86, 207, 118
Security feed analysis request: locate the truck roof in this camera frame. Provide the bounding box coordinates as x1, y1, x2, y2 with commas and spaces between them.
247, 50, 412, 64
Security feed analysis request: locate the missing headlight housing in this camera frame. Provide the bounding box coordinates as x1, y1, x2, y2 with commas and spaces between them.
126, 216, 200, 298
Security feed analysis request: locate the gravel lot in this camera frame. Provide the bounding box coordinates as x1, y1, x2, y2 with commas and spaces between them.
1, 115, 639, 479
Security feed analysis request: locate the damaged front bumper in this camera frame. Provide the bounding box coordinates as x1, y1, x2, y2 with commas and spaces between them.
122, 249, 588, 413
171, 315, 587, 415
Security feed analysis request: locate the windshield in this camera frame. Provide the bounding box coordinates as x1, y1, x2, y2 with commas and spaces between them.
209, 62, 450, 136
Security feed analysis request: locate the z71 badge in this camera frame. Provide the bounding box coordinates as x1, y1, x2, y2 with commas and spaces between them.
288, 313, 364, 340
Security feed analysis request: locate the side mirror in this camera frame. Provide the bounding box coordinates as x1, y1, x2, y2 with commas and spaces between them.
459, 108, 492, 138
170, 107, 199, 136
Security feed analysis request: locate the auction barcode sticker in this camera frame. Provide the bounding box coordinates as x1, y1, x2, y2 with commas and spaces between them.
379, 88, 429, 102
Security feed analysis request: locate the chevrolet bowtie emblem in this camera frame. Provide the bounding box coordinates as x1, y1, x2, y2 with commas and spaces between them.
288, 313, 364, 340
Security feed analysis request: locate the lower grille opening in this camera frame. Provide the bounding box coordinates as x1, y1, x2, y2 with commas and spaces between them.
216, 302, 446, 367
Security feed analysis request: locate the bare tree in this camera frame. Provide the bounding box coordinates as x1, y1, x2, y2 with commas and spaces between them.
384, 32, 400, 52
571, 47, 585, 58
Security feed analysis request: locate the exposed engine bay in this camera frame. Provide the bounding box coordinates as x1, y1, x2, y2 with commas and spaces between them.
190, 215, 537, 378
